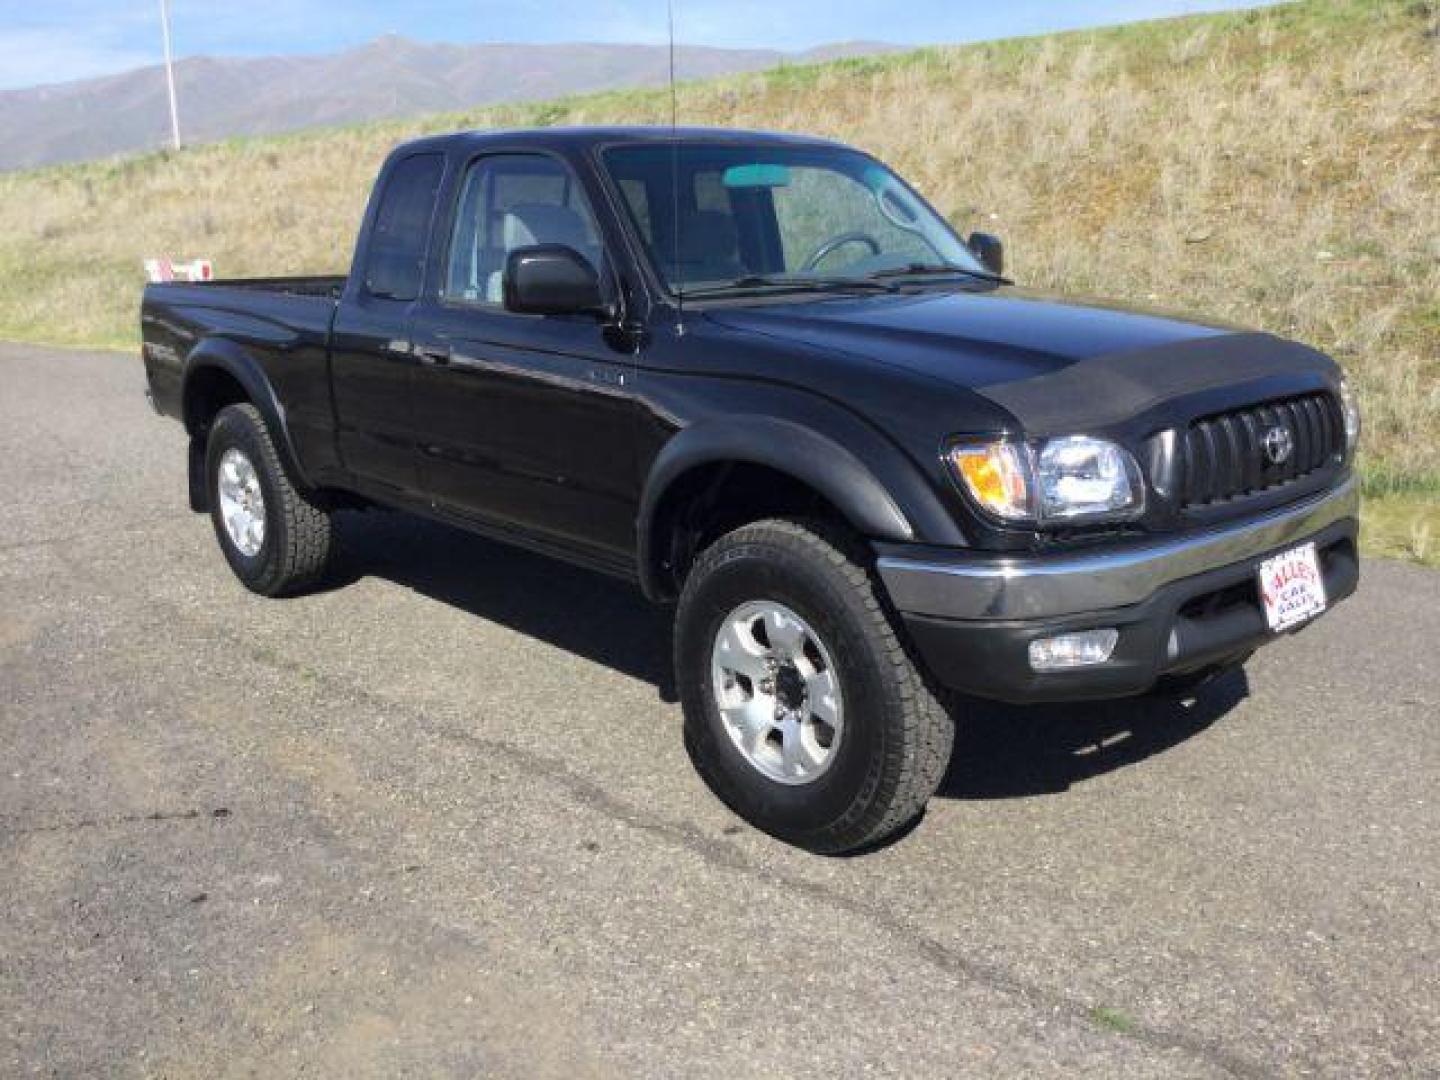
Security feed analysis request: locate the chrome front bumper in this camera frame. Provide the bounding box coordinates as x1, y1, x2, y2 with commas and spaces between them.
877, 476, 1359, 622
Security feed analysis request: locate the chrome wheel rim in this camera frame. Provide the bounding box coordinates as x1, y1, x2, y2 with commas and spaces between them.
710, 600, 844, 785
217, 447, 266, 557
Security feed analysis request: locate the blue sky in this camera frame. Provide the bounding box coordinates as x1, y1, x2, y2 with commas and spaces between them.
0, 0, 1276, 91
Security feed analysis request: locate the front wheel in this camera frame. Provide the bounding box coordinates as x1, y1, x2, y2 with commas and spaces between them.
675, 519, 955, 854
205, 403, 334, 596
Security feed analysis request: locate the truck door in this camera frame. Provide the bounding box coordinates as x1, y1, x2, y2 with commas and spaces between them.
329, 151, 445, 495
407, 150, 641, 566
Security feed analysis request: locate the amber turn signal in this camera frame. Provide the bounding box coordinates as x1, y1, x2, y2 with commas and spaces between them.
945, 440, 1032, 521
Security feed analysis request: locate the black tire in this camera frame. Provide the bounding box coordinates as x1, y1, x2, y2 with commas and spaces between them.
675, 518, 955, 854
205, 403, 334, 596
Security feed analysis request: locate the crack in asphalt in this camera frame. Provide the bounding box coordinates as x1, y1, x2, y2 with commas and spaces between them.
0, 807, 230, 838
27, 521, 1288, 1078
0, 518, 173, 556
428, 722, 1270, 1078
149, 591, 1273, 1079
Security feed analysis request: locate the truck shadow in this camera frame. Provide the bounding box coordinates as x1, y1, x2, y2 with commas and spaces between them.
936, 670, 1248, 801
328, 509, 1248, 800
329, 509, 678, 698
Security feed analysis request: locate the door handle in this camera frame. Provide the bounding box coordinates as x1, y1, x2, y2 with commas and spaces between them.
415, 344, 451, 366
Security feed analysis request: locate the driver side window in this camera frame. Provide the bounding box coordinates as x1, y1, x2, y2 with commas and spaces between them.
444, 154, 603, 305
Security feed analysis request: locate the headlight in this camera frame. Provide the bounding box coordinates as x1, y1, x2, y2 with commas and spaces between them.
1339, 377, 1361, 452
1035, 436, 1143, 520
945, 435, 1143, 524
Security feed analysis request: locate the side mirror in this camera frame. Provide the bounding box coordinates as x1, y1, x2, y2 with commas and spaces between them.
503, 245, 605, 317
967, 232, 1004, 276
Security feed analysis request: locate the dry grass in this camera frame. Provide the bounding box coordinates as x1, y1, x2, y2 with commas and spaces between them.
0, 0, 1435, 542
1362, 493, 1440, 565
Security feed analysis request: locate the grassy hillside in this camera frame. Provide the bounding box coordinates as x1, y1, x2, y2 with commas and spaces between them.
0, 0, 1434, 559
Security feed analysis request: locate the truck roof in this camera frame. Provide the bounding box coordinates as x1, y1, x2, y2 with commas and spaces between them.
393, 125, 849, 157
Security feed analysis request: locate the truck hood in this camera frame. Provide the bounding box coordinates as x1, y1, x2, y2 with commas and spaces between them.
704, 286, 1336, 435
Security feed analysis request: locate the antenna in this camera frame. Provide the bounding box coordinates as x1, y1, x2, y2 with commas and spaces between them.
667, 0, 684, 331
667, 0, 679, 131
158, 0, 182, 150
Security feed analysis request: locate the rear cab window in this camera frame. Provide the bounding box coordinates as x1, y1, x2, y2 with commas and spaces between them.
363, 153, 446, 301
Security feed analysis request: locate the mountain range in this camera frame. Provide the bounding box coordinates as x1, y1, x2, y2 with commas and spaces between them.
0, 36, 896, 172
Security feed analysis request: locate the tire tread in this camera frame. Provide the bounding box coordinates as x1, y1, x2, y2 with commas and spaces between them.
210, 403, 333, 596
680, 517, 954, 853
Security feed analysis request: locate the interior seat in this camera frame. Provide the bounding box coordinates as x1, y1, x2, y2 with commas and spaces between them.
486, 203, 600, 302
668, 210, 746, 286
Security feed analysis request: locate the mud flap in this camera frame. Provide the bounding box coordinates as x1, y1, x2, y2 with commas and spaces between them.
188, 435, 208, 512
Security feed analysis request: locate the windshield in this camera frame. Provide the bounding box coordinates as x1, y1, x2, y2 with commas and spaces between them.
602, 142, 986, 296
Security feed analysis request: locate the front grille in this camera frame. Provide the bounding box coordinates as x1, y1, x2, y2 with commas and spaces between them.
1180, 391, 1342, 509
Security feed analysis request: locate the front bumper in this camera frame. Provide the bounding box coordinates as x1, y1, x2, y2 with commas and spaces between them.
876, 476, 1360, 703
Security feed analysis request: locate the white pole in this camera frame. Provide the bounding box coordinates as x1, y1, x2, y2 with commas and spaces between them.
159, 0, 182, 149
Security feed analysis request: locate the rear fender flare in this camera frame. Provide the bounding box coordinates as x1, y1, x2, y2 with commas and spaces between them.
180, 339, 315, 494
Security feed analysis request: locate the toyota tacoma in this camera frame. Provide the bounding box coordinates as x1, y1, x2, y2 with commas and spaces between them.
141, 127, 1361, 853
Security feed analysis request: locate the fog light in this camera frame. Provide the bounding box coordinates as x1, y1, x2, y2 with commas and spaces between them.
1028, 628, 1119, 672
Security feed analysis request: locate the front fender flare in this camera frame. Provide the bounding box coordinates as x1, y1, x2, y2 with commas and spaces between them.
637, 416, 917, 600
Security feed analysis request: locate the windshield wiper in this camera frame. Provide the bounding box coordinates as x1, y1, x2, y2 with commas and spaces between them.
678, 274, 899, 298
866, 262, 1004, 284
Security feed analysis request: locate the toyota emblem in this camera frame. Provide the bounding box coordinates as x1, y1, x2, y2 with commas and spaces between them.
1262, 424, 1294, 466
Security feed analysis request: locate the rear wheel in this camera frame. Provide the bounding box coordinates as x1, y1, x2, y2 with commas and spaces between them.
676, 518, 954, 854
205, 403, 334, 596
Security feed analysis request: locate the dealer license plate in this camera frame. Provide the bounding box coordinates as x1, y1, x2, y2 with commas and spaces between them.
1258, 542, 1327, 632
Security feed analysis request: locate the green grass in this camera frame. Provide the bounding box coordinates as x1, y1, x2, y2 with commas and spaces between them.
1362, 492, 1440, 566
1360, 466, 1440, 565
1089, 1005, 1139, 1035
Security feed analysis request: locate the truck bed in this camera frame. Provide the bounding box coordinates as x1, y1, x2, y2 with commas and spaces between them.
194, 275, 346, 298
140, 276, 345, 450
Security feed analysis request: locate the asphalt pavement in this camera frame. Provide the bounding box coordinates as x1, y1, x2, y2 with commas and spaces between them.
1, 342, 1436, 1077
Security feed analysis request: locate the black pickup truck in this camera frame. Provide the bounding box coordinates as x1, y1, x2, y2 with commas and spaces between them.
142, 127, 1360, 853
